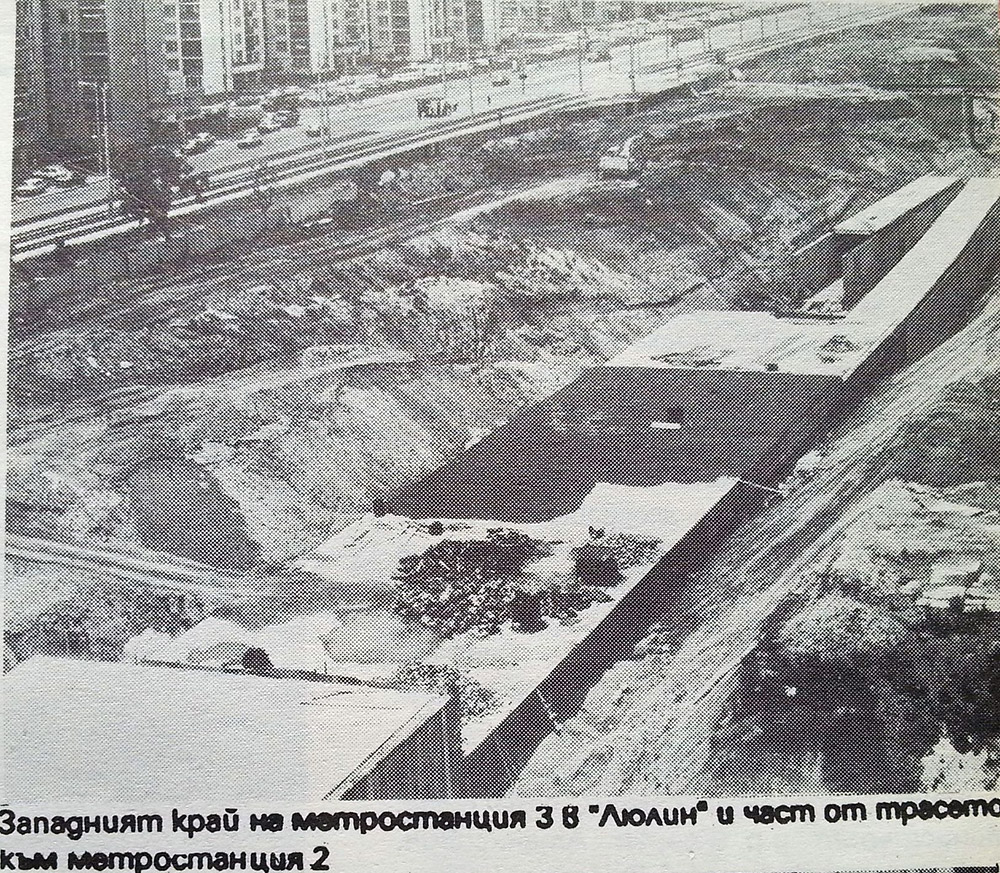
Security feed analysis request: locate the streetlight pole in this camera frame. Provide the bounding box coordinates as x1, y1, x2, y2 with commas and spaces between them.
628, 20, 636, 93
81, 80, 114, 214
465, 7, 475, 114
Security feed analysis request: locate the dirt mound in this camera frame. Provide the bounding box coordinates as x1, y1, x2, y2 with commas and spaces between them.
776, 594, 908, 662
884, 374, 1000, 486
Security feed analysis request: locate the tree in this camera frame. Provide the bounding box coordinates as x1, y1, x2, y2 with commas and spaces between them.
117, 145, 188, 234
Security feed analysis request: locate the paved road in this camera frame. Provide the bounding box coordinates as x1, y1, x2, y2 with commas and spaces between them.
11, 2, 877, 227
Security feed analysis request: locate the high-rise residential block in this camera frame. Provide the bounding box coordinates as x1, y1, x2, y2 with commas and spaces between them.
163, 0, 265, 100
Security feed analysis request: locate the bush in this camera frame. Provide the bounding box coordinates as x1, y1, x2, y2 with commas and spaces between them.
572, 542, 623, 587
390, 663, 498, 725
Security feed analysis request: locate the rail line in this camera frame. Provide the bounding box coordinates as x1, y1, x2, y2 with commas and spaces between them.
11, 95, 585, 259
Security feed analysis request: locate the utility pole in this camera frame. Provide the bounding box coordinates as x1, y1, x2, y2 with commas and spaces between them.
628, 20, 636, 93
320, 0, 333, 149
465, 9, 475, 114
664, 0, 673, 68
440, 0, 449, 101
81, 80, 114, 214
517, 3, 527, 94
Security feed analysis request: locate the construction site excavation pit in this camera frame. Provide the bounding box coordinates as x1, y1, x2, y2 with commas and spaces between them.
6, 2, 1000, 800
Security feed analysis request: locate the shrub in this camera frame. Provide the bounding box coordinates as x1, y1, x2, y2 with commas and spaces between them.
390, 663, 498, 725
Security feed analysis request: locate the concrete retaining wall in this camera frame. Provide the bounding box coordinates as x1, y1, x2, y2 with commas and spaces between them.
786, 232, 850, 297
338, 695, 463, 801
846, 179, 1000, 396
840, 178, 964, 309
460, 481, 759, 797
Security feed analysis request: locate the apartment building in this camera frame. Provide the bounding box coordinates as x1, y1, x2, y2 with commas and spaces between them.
409, 0, 483, 62
163, 0, 265, 100
13, 0, 47, 167
265, 0, 311, 76
266, 0, 410, 80
105, 0, 170, 151
14, 0, 167, 169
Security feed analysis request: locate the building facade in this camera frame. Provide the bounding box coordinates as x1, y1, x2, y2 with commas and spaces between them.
163, 0, 264, 101
13, 0, 48, 168
105, 0, 170, 153
408, 0, 482, 63
14, 0, 168, 170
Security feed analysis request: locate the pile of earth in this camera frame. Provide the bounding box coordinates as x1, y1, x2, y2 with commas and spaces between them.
5, 231, 686, 568
739, 8, 999, 90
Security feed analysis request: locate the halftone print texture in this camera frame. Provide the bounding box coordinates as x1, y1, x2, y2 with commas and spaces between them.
5, 0, 1000, 803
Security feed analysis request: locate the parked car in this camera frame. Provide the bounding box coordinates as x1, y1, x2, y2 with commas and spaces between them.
14, 177, 48, 197
269, 109, 299, 127
34, 164, 83, 186
237, 130, 264, 148
35, 164, 73, 181
173, 169, 210, 197
305, 123, 324, 137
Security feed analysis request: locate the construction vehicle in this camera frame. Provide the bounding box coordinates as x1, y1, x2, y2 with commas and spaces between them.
586, 42, 611, 62
598, 132, 652, 178
416, 96, 458, 119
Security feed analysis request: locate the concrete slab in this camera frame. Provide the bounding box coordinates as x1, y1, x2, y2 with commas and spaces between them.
3, 656, 450, 802
419, 478, 741, 752
605, 309, 867, 377
835, 175, 961, 237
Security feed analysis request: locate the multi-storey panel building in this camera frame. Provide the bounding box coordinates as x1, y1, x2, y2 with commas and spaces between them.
409, 0, 482, 63
105, 0, 170, 152
14, 0, 48, 167
264, 0, 313, 78
164, 0, 265, 100
269, 0, 409, 81
14, 0, 167, 169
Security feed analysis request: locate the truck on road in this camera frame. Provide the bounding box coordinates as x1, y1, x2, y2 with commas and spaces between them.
417, 96, 458, 118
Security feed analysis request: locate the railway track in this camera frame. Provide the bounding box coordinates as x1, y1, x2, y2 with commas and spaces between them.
10, 95, 585, 259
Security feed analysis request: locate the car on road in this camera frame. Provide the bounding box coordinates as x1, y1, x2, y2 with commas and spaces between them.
305, 123, 328, 137
275, 109, 299, 127
237, 130, 264, 148
14, 177, 48, 197
181, 137, 209, 154
173, 169, 210, 197
491, 74, 511, 86
193, 132, 216, 146
258, 113, 283, 133
34, 164, 85, 186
